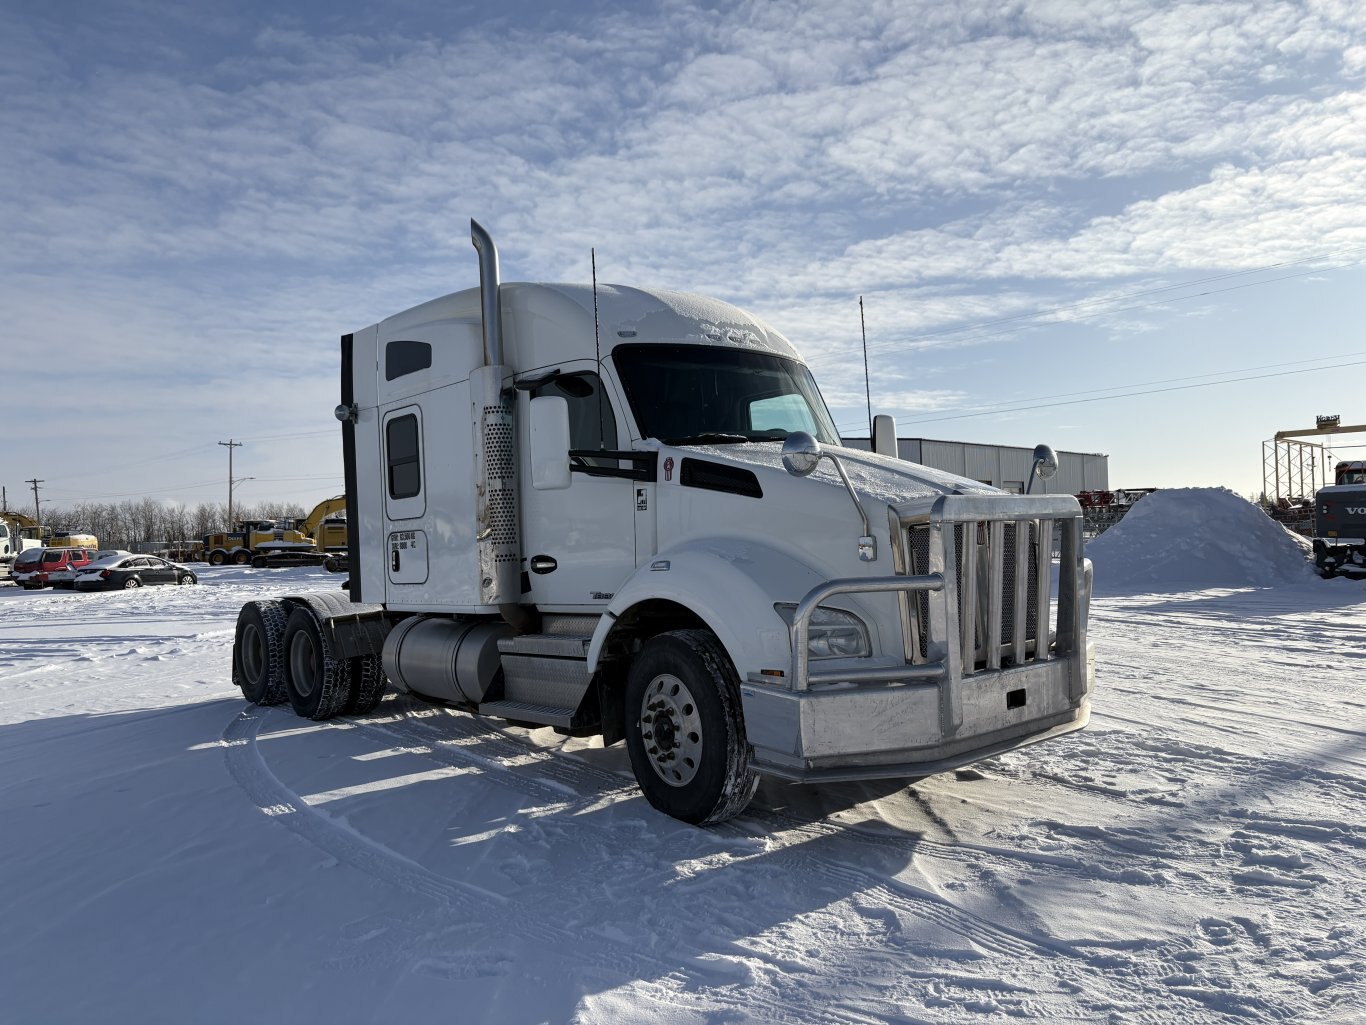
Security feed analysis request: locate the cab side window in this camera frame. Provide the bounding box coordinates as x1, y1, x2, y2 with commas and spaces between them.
532, 373, 618, 461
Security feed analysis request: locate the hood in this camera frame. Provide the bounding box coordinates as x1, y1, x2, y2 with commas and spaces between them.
661, 441, 1001, 505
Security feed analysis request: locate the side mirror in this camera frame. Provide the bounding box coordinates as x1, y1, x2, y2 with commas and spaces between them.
872, 414, 898, 457
529, 395, 572, 491
782, 432, 822, 477
1027, 444, 1058, 494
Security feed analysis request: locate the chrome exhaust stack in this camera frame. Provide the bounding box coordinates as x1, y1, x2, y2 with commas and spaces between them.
471, 218, 504, 368
469, 220, 524, 620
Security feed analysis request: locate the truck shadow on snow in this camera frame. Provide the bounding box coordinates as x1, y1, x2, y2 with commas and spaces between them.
221, 696, 951, 1021
9, 694, 1355, 1022
3, 698, 907, 1022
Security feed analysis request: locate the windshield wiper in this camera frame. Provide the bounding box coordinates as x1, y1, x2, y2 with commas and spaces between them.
662, 432, 751, 446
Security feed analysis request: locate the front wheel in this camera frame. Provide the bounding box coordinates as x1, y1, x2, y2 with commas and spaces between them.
178, 573, 196, 585
209, 550, 227, 566
623, 629, 759, 825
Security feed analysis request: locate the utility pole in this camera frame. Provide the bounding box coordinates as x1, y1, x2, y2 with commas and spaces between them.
25, 478, 43, 526
219, 440, 242, 527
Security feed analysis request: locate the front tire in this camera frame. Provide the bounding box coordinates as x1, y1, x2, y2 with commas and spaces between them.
178, 573, 196, 585
232, 599, 289, 705
623, 629, 759, 825
209, 550, 227, 566
282, 606, 351, 720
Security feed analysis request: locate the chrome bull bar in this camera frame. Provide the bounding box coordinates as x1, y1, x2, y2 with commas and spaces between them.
789, 493, 1091, 740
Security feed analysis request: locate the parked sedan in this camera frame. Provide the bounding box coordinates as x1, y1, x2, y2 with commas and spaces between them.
74, 555, 198, 591
49, 550, 132, 589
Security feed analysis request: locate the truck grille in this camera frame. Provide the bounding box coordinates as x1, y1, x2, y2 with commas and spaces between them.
906, 518, 1048, 668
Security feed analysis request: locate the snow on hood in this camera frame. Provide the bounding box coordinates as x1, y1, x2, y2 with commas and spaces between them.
1086, 487, 1316, 594
677, 442, 999, 504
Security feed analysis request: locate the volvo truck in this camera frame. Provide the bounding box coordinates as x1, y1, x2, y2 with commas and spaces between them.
230, 221, 1095, 825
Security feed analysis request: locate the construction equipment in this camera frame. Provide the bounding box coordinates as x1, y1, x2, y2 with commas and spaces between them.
1263, 417, 1366, 560
1, 511, 46, 581
1312, 460, 1366, 577
229, 219, 1095, 825
250, 496, 350, 568
1077, 489, 1156, 539
47, 530, 99, 549
203, 520, 315, 567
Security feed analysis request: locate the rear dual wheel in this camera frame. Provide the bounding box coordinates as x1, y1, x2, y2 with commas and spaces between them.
283, 607, 352, 720
233, 599, 289, 705
233, 601, 387, 715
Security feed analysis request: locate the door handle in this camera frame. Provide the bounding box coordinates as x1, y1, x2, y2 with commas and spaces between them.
391, 550, 400, 572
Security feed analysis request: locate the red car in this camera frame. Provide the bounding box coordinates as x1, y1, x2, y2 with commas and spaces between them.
14, 548, 99, 589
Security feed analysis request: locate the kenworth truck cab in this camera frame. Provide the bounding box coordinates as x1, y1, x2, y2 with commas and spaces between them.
230, 221, 1095, 825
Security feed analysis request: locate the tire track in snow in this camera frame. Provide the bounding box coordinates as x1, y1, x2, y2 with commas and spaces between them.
376, 706, 1339, 1022
221, 703, 893, 1025
363, 705, 1141, 978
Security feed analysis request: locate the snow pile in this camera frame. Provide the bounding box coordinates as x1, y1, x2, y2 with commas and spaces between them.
1086, 487, 1316, 594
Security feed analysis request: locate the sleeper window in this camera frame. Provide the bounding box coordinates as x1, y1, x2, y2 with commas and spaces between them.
386, 414, 422, 499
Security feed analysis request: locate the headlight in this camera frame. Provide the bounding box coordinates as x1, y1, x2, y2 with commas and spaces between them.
774, 603, 871, 659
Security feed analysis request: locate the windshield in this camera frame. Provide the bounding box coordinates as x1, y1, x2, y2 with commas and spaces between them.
611, 343, 840, 446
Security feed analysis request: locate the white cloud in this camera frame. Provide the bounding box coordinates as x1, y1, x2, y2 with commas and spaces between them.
3, 0, 1365, 501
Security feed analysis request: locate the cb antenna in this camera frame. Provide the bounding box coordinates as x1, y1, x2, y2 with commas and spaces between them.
591, 248, 604, 449
860, 296, 873, 442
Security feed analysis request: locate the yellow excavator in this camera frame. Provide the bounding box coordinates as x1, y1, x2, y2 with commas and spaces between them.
248, 495, 350, 569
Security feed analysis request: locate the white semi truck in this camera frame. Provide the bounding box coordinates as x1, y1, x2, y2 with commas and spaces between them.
230, 221, 1095, 825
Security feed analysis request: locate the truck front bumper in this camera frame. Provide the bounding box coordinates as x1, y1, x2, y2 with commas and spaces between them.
740, 493, 1095, 784
741, 641, 1093, 783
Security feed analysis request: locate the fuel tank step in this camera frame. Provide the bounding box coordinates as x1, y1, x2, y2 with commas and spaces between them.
496, 633, 593, 711
476, 699, 577, 728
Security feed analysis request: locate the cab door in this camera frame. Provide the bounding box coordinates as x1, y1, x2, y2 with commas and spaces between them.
519, 365, 637, 611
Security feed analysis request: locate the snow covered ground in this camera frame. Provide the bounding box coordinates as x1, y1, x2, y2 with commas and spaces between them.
1, 490, 1362, 1024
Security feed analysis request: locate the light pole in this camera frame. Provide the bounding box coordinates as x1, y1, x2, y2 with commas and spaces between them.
231, 477, 255, 526
219, 439, 243, 525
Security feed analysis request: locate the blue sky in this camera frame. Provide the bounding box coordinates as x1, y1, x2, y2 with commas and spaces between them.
3, 0, 1364, 515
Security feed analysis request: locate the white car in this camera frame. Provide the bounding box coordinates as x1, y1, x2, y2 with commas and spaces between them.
49, 550, 132, 589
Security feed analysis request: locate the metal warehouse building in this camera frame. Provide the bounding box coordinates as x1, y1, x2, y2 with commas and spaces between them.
845, 437, 1109, 495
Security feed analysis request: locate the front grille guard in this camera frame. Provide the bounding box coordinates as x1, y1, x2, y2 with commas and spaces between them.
789, 493, 1091, 738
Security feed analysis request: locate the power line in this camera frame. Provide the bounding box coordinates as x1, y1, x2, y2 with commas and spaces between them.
34, 442, 220, 486
892, 357, 1366, 427
808, 243, 1366, 370
833, 350, 1366, 433
42, 478, 226, 500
